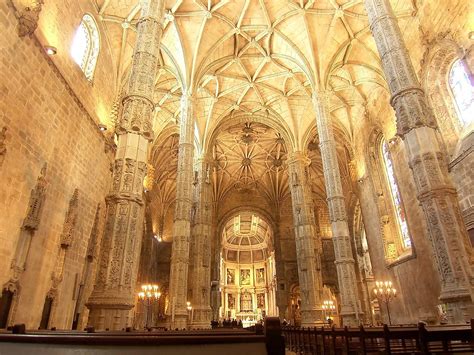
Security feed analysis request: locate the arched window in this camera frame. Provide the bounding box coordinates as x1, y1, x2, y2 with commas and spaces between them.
448, 59, 474, 127
381, 139, 411, 249
71, 14, 100, 81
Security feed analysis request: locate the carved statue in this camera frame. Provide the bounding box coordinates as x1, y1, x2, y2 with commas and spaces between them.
23, 163, 47, 231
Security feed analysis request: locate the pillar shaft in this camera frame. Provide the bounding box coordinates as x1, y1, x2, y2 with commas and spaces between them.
364, 0, 474, 322
168, 95, 195, 329
287, 152, 323, 326
313, 91, 362, 325
273, 214, 288, 319
86, 0, 165, 330
190, 159, 212, 328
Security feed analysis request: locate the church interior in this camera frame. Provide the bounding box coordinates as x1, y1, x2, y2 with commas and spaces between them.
0, 0, 473, 341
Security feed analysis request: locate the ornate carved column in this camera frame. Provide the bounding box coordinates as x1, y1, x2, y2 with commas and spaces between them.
364, 0, 474, 322
190, 158, 212, 328
86, 0, 165, 330
287, 152, 323, 326
168, 94, 195, 329
312, 91, 363, 325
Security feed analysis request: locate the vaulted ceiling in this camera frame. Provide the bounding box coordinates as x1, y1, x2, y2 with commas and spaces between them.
93, 0, 422, 232
93, 0, 419, 153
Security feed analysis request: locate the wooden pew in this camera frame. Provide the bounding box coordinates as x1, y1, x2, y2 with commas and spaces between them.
0, 317, 285, 355
282, 320, 474, 355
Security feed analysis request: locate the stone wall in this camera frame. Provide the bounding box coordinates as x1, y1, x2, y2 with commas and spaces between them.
0, 2, 113, 329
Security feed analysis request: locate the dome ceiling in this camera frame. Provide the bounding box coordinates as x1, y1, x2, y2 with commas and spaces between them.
221, 212, 273, 263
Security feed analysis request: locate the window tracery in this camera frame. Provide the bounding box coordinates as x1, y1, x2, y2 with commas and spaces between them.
381, 140, 411, 249
71, 14, 100, 81
448, 59, 474, 127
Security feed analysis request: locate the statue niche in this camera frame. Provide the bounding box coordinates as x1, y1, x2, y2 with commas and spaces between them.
23, 163, 47, 231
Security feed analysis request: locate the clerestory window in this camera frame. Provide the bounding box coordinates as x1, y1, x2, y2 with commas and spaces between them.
71, 14, 100, 81
448, 59, 474, 127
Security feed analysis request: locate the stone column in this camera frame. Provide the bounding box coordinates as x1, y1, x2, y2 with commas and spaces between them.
273, 213, 288, 319
287, 152, 323, 326
86, 0, 165, 330
210, 197, 220, 321
364, 0, 474, 322
190, 158, 212, 328
312, 91, 363, 325
168, 94, 195, 329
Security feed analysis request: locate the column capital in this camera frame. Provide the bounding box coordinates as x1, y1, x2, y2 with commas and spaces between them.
287, 151, 311, 166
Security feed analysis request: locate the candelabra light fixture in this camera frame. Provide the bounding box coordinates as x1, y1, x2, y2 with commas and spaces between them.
322, 300, 336, 325
186, 301, 193, 323
137, 284, 161, 329
373, 280, 397, 325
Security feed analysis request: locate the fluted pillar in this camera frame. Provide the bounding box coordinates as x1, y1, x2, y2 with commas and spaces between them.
168, 94, 195, 329
190, 158, 212, 328
364, 0, 474, 322
86, 0, 165, 330
312, 91, 363, 325
287, 152, 323, 326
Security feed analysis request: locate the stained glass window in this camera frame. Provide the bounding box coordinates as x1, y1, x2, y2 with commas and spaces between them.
449, 59, 474, 127
71, 14, 100, 81
382, 140, 411, 249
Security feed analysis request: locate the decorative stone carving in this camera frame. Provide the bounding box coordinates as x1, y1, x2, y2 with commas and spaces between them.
168, 94, 195, 329
312, 91, 363, 325
86, 0, 166, 331
86, 204, 101, 260
364, 0, 474, 322
60, 189, 79, 248
9, 0, 43, 37
189, 158, 213, 328
23, 163, 47, 231
0, 127, 7, 167
287, 152, 324, 326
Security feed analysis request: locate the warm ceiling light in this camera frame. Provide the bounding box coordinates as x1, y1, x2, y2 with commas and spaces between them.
469, 31, 474, 40
44, 46, 57, 55
98, 123, 107, 131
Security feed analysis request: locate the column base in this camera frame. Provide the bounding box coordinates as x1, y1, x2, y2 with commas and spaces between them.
87, 304, 132, 331
169, 314, 188, 330
340, 313, 363, 327
440, 291, 474, 323
190, 307, 212, 329
300, 309, 324, 327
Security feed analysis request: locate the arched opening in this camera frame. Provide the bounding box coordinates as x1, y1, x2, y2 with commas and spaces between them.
71, 14, 100, 81
219, 211, 277, 327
